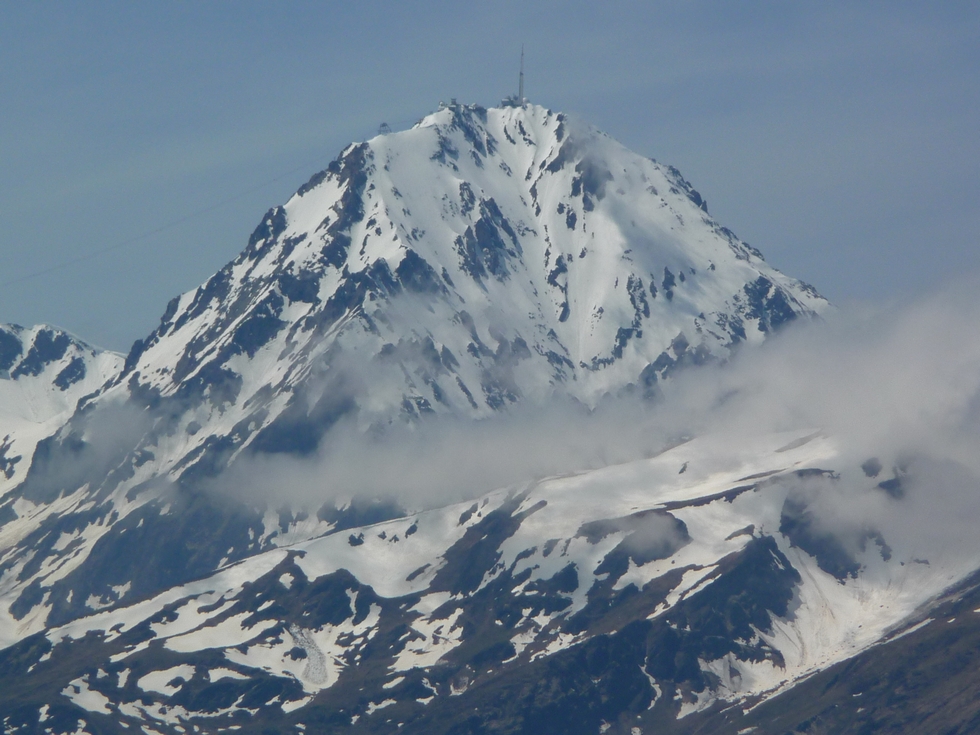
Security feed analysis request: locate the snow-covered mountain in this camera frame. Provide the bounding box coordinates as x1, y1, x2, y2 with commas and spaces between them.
5, 101, 974, 734
0, 101, 827, 644
112, 101, 825, 450
0, 325, 122, 495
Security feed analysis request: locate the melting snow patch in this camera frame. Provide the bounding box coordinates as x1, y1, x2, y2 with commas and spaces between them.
84, 594, 112, 612
391, 607, 464, 672
136, 664, 195, 696
506, 624, 542, 661
888, 618, 934, 643
61, 677, 112, 715
52, 530, 82, 552
164, 612, 279, 653
109, 639, 150, 662
282, 696, 313, 713
529, 631, 581, 661
207, 667, 248, 682
639, 665, 661, 709
697, 653, 787, 703
280, 572, 294, 590
366, 699, 396, 714
676, 686, 715, 719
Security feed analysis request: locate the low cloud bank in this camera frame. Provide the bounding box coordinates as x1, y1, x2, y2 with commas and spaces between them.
665, 280, 980, 472
212, 277, 980, 533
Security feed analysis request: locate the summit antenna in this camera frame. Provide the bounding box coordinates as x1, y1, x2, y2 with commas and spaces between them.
519, 45, 525, 104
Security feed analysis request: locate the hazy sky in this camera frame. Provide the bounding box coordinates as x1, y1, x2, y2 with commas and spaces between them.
1, 2, 977, 351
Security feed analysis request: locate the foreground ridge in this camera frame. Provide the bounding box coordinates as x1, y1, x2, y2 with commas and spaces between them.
2, 430, 976, 733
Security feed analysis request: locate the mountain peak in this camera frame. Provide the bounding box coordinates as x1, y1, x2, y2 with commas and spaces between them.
104, 100, 826, 462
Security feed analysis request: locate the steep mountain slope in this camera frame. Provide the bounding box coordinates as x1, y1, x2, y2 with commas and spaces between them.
0, 102, 828, 652
111, 101, 824, 464
701, 566, 980, 734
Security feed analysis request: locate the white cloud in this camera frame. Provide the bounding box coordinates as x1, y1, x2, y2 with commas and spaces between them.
210, 276, 980, 547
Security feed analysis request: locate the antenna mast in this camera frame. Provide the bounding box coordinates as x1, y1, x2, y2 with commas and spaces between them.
519, 45, 525, 104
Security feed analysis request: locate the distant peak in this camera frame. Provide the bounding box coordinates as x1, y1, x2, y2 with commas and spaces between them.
413, 101, 559, 140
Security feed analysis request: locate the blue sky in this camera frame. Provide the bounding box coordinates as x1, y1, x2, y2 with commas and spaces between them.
1, 2, 977, 351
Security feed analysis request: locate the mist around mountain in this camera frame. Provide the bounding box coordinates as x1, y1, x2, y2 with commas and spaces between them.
0, 102, 979, 735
